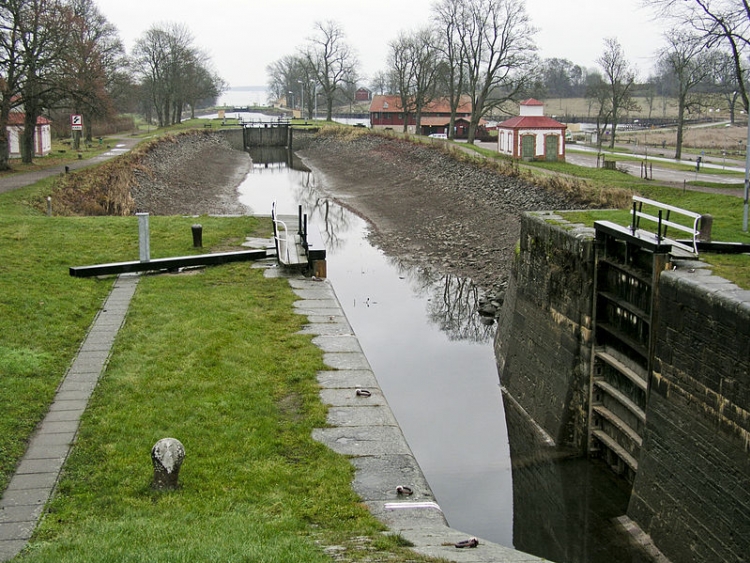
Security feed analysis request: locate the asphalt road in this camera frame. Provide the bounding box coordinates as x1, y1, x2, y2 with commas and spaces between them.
0, 136, 140, 194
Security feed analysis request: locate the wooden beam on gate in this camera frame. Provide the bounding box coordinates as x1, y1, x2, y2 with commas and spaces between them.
70, 249, 270, 278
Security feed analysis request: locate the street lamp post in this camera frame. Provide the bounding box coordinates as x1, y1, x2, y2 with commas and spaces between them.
298, 80, 304, 120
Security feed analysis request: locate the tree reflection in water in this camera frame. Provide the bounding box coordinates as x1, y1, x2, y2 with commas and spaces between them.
379, 256, 496, 344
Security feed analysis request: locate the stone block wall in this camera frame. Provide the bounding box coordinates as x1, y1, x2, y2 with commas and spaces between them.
495, 212, 596, 451
497, 213, 750, 561
628, 267, 750, 562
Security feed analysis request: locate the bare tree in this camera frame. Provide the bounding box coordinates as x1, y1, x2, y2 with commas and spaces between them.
709, 50, 744, 123
133, 23, 220, 127
303, 21, 358, 122
0, 0, 27, 170
585, 71, 613, 153
646, 0, 750, 112
432, 0, 468, 139
597, 37, 639, 148
59, 0, 127, 146
658, 30, 714, 159
3, 0, 69, 164
369, 70, 390, 95
458, 0, 537, 143
388, 28, 441, 134
266, 54, 305, 107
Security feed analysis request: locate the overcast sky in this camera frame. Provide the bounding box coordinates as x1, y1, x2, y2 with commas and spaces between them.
94, 0, 667, 89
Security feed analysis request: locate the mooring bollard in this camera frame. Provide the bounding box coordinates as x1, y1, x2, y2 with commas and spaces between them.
151, 438, 185, 490
191, 224, 203, 248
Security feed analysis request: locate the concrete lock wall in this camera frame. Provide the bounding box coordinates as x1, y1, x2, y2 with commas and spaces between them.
496, 212, 750, 562
243, 125, 289, 147
495, 212, 596, 451
219, 128, 245, 151
628, 270, 750, 562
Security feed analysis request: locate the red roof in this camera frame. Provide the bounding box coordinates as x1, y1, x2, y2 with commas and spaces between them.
497, 115, 566, 129
7, 112, 51, 126
370, 95, 473, 115
521, 98, 544, 106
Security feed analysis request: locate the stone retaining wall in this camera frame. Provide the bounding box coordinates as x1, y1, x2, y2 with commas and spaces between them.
628, 268, 750, 562
494, 212, 595, 451
496, 212, 750, 562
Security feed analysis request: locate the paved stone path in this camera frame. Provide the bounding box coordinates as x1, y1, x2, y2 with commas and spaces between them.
271, 267, 545, 563
0, 274, 138, 562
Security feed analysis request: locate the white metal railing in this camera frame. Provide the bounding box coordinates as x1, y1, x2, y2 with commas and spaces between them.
271, 201, 291, 264
630, 195, 702, 254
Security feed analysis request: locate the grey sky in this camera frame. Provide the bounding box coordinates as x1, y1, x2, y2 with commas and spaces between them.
94, 0, 666, 88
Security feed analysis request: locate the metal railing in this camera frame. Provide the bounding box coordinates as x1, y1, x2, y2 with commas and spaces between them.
271, 201, 291, 264
630, 195, 702, 254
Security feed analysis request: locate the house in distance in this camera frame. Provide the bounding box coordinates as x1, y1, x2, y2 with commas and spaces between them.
369, 95, 483, 138
496, 99, 566, 161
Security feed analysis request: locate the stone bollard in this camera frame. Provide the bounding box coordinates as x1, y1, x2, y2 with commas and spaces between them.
151, 438, 185, 490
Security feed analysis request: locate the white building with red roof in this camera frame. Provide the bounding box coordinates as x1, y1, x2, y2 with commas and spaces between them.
6, 111, 52, 158
496, 99, 566, 162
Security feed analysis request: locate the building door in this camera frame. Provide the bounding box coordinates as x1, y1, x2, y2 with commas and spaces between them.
545, 135, 559, 161
521, 135, 534, 160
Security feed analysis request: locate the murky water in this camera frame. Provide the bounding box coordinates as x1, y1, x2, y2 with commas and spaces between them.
236, 149, 649, 562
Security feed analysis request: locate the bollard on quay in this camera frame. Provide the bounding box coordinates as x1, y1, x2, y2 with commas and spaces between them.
191, 224, 203, 248
151, 438, 185, 490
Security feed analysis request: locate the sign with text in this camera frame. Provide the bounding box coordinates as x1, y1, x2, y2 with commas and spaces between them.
71, 114, 83, 130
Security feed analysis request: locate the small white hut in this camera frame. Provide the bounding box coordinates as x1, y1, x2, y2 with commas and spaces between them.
496, 99, 566, 162
6, 112, 52, 158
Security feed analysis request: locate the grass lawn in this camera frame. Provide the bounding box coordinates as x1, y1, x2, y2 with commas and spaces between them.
0, 180, 429, 562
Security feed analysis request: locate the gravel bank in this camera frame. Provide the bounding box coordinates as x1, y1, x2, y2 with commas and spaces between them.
296, 133, 586, 303
131, 132, 251, 216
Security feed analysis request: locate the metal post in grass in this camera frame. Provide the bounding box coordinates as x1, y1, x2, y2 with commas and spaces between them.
192, 224, 203, 248
137, 212, 150, 262
151, 438, 185, 490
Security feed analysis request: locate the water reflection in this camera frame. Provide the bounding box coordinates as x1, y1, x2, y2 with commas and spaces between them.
378, 258, 495, 344
238, 149, 514, 546
237, 149, 651, 562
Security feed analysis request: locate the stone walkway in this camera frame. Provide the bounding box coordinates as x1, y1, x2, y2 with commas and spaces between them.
269, 266, 544, 563
0, 274, 138, 561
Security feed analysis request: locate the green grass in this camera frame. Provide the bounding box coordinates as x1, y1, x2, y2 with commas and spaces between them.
559, 186, 750, 288
20, 264, 393, 562
0, 177, 436, 561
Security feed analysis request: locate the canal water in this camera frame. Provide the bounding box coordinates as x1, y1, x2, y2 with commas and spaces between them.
236, 149, 649, 563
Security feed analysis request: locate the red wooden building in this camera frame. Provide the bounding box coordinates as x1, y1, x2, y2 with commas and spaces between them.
369, 95, 481, 137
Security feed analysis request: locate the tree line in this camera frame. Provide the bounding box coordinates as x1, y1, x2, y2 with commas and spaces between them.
0, 0, 224, 170
268, 0, 750, 154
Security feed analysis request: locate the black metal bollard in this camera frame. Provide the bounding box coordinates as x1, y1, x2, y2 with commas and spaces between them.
191, 224, 203, 248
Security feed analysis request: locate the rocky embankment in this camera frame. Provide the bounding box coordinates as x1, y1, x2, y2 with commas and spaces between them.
131, 132, 251, 216
296, 132, 588, 309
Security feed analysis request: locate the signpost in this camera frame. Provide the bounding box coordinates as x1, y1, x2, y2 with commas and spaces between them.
71, 114, 83, 150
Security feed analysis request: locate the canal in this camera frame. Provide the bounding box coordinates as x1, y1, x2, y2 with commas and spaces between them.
237, 147, 649, 563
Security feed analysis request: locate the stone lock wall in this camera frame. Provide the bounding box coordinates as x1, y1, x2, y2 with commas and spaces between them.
495, 212, 596, 451
496, 213, 750, 562
627, 268, 750, 562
